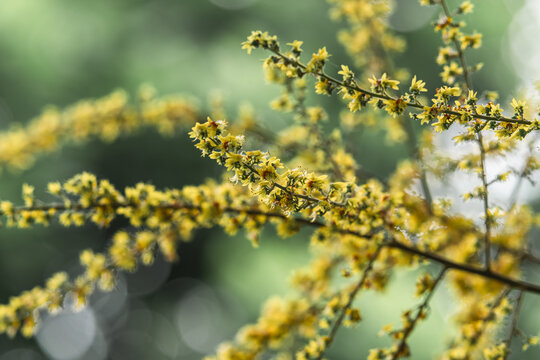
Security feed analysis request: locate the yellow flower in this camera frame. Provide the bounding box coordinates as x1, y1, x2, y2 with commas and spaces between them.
436, 46, 458, 65
460, 32, 482, 50
440, 62, 463, 84
47, 181, 62, 195
458, 1, 474, 14
0, 201, 14, 216
314, 78, 333, 95
437, 86, 461, 101
409, 76, 427, 94
287, 40, 303, 56
384, 98, 407, 117
338, 65, 354, 82
306, 47, 330, 73
369, 73, 399, 93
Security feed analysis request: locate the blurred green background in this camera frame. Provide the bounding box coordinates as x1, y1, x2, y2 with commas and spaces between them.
0, 0, 538, 359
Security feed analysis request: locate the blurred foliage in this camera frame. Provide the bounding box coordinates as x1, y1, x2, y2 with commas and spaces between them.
0, 0, 535, 359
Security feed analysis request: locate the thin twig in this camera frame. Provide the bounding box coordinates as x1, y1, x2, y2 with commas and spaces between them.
391, 267, 448, 359
508, 137, 537, 208
502, 290, 523, 359
478, 132, 492, 270
315, 244, 384, 360
439, 0, 473, 90
402, 117, 433, 213
439, 0, 491, 271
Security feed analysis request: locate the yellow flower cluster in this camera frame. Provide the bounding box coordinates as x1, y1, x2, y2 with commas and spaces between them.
0, 172, 312, 337
206, 297, 317, 360
444, 290, 513, 359
227, 2, 540, 356
0, 88, 200, 173
190, 118, 398, 238
260, 39, 359, 181
241, 31, 539, 141
189, 111, 540, 358
327, 0, 405, 73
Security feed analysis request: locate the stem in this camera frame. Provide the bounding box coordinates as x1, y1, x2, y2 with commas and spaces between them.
440, 0, 473, 90
0, 200, 346, 233
316, 244, 384, 360
508, 137, 537, 208
391, 267, 447, 359
478, 132, 492, 271
386, 240, 540, 295
5, 200, 540, 295
402, 117, 433, 213
475, 288, 512, 340
206, 136, 347, 208
440, 0, 491, 270
269, 49, 531, 126
502, 291, 523, 359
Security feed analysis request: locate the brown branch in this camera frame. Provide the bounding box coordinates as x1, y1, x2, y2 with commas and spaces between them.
386, 240, 540, 295
502, 291, 523, 359
478, 132, 492, 270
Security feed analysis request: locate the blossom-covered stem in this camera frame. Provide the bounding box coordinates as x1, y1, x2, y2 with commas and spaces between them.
440, 0, 473, 90
372, 27, 434, 213
0, 201, 337, 231
0, 89, 203, 173
502, 291, 523, 359
41, 184, 532, 296
391, 267, 447, 359
21, 198, 540, 295
48, 169, 535, 299
205, 136, 348, 208
439, 0, 492, 270
315, 244, 384, 360
249, 164, 346, 208
468, 288, 512, 350
478, 132, 492, 270
267, 49, 531, 126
